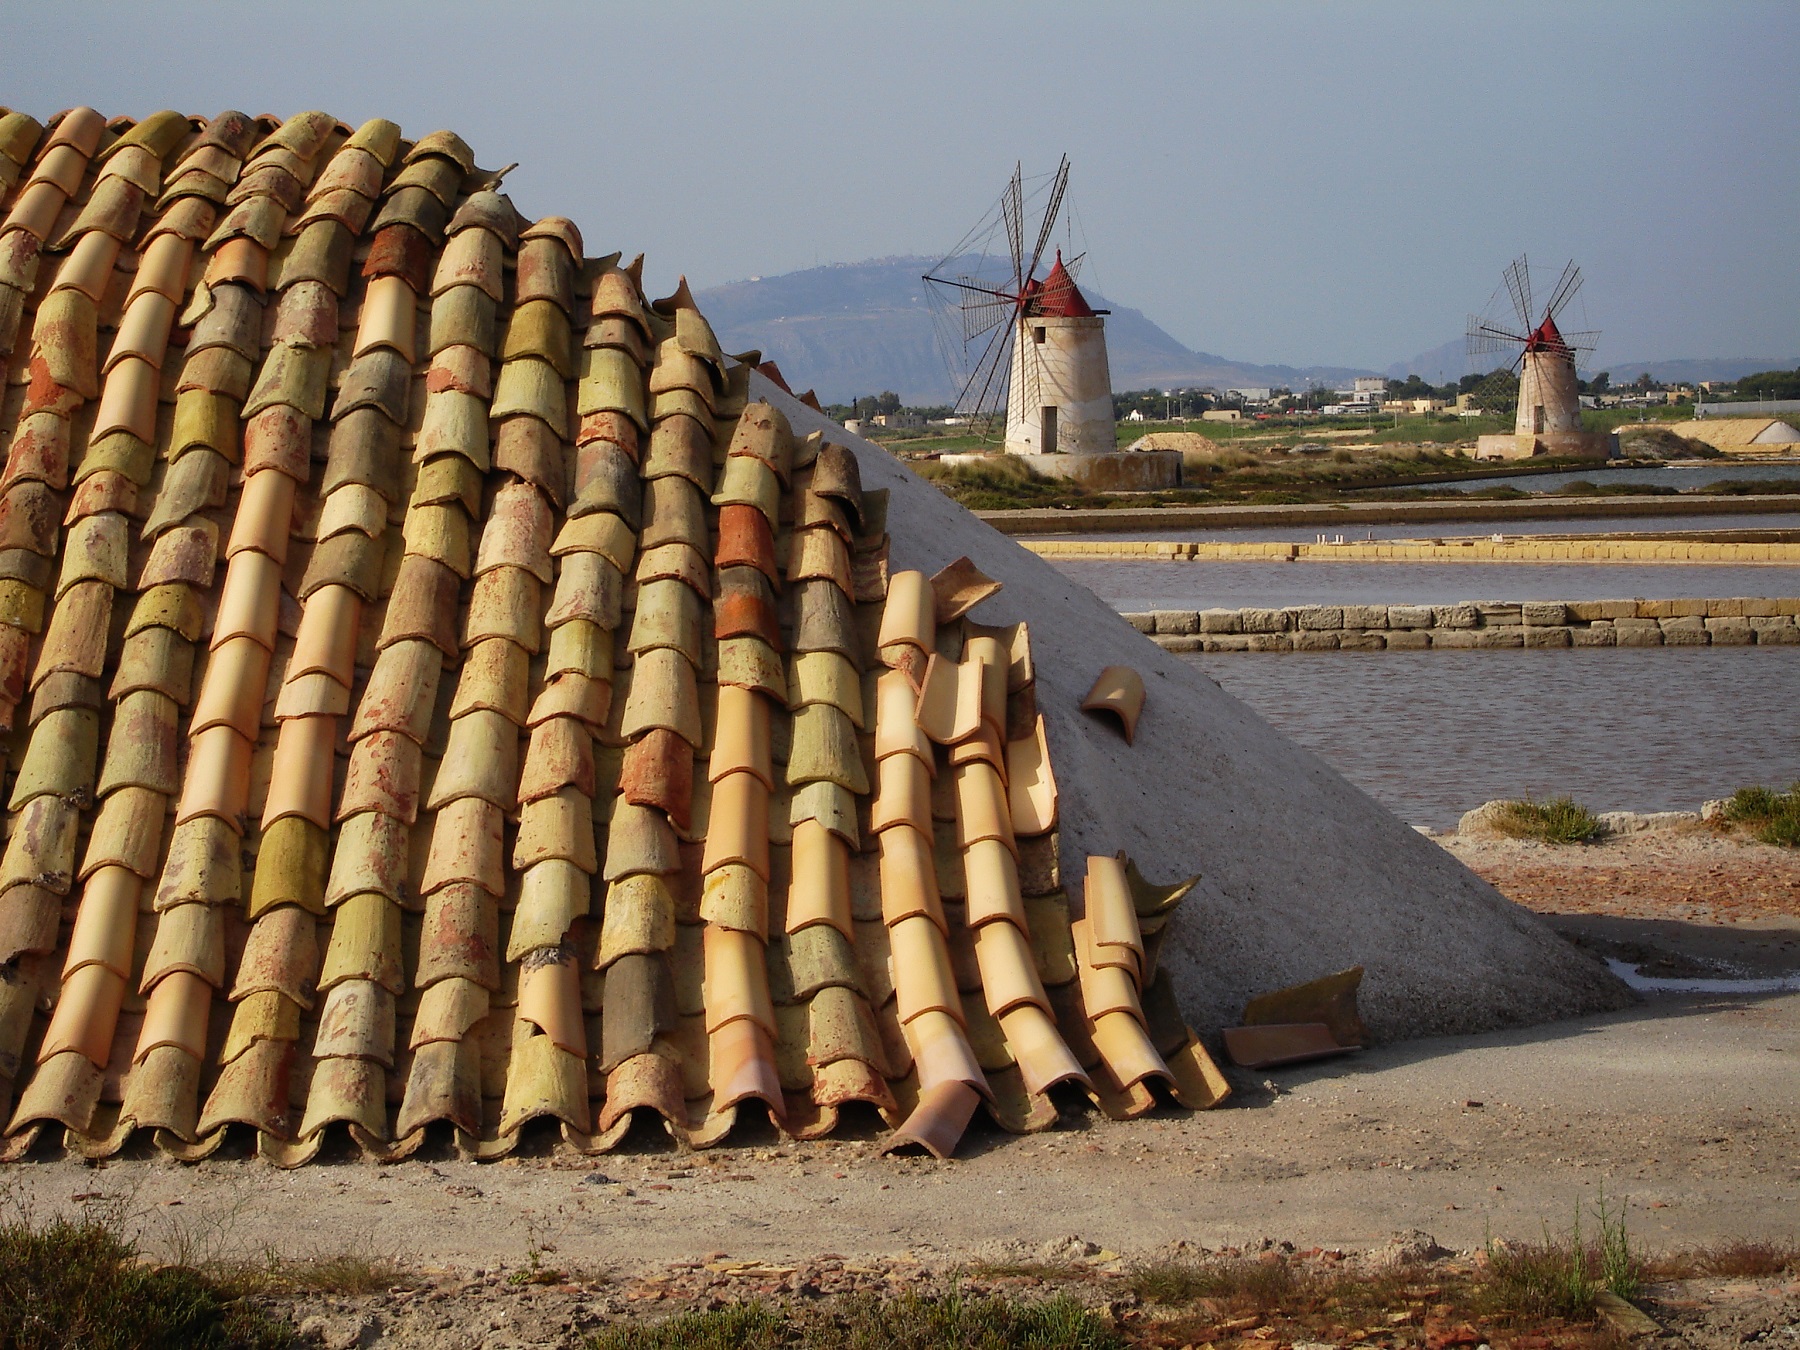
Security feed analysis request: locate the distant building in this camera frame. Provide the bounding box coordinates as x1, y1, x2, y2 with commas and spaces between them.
1226, 387, 1272, 404
1353, 377, 1386, 394
1201, 409, 1242, 423
873, 411, 923, 429
1125, 408, 1146, 422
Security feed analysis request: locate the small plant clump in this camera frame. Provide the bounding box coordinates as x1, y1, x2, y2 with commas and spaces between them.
588, 1291, 1122, 1349
1721, 783, 1800, 846
0, 1211, 298, 1350
1493, 795, 1604, 845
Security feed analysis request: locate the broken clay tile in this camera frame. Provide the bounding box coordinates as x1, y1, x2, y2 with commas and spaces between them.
618, 725, 692, 826
1240, 967, 1369, 1049
409, 977, 489, 1049
1080, 665, 1145, 745
508, 863, 590, 958
877, 569, 934, 656
425, 710, 520, 813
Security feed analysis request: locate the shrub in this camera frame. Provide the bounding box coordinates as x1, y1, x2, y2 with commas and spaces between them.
1721, 783, 1800, 846
0, 1212, 297, 1350
588, 1292, 1122, 1349
1492, 795, 1604, 845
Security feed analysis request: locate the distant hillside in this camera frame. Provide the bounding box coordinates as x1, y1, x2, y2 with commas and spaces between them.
694, 257, 1374, 405
1388, 339, 1800, 387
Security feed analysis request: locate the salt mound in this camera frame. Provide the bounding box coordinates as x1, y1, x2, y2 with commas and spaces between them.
763, 376, 1631, 1039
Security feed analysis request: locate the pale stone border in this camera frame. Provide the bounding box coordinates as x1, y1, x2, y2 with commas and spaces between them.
1123, 598, 1800, 651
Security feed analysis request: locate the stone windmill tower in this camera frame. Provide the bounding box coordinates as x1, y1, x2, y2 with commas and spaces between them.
1467, 256, 1615, 460
923, 160, 1148, 471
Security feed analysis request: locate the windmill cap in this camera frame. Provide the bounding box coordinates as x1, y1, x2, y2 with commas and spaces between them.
1026, 250, 1094, 318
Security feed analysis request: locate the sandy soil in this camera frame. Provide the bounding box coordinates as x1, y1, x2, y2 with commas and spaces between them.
5, 831, 1795, 1346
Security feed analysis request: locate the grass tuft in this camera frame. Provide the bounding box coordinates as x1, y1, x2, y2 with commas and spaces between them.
1721, 783, 1800, 846
1492, 795, 1604, 845
1650, 1239, 1800, 1279
587, 1291, 1122, 1349
1128, 1253, 1306, 1311
0, 1211, 298, 1350
1479, 1189, 1644, 1320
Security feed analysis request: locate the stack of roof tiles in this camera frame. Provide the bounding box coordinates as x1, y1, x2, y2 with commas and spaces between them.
0, 107, 1226, 1165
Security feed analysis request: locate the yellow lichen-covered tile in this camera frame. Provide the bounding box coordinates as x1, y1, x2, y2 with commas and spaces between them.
501, 298, 574, 375
788, 651, 863, 728
322, 810, 411, 909
401, 502, 471, 577
495, 1029, 588, 1137
699, 863, 767, 935
247, 816, 329, 918
318, 892, 405, 994
513, 788, 596, 872
785, 704, 867, 794
0, 796, 77, 897
91, 687, 176, 797
445, 638, 529, 726
81, 786, 166, 880
217, 989, 301, 1067
506, 860, 589, 958
650, 387, 709, 428
424, 710, 520, 813
56, 512, 128, 594
9, 707, 100, 809
620, 647, 701, 746
783, 924, 861, 1003
295, 1053, 388, 1145
715, 636, 786, 701
464, 567, 543, 652
602, 800, 680, 881
787, 780, 859, 850
545, 618, 612, 681
490, 357, 570, 439
627, 577, 702, 661
710, 453, 777, 519
575, 345, 647, 430
140, 900, 225, 992
418, 796, 507, 897
409, 977, 490, 1048
595, 872, 677, 969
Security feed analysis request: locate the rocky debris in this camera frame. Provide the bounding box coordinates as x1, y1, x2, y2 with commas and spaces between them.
1371, 1228, 1450, 1269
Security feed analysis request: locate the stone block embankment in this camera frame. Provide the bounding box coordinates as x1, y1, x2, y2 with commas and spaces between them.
1126, 598, 1800, 651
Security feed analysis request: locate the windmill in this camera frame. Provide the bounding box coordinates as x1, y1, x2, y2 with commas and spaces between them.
923, 158, 1114, 455
1466, 256, 1600, 441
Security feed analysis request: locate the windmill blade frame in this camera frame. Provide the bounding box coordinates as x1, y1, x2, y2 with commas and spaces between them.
1542, 260, 1583, 322
1502, 255, 1533, 331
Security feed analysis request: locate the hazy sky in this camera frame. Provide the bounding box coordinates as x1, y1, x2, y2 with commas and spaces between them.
8, 1, 1797, 370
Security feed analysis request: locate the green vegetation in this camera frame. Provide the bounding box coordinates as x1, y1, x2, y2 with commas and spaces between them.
588, 1292, 1122, 1349
1699, 477, 1800, 495
913, 456, 1086, 511
1731, 366, 1800, 400
1491, 796, 1604, 845
1720, 783, 1800, 846
0, 1210, 298, 1350
1481, 1191, 1643, 1321
1555, 479, 1679, 497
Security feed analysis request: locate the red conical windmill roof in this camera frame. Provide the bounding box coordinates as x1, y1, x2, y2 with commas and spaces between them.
1523, 312, 1570, 355
1025, 250, 1094, 318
